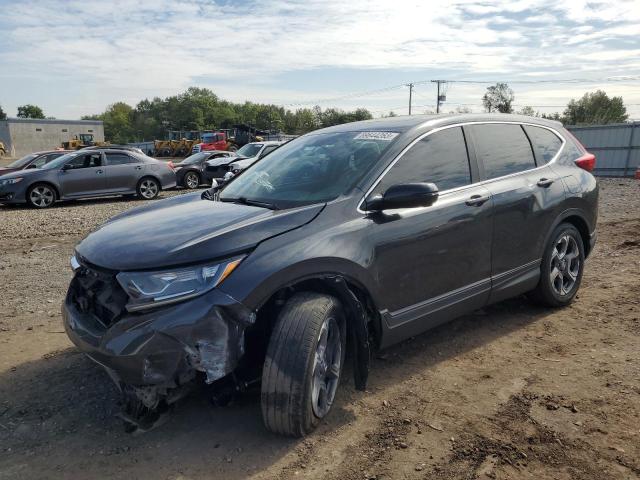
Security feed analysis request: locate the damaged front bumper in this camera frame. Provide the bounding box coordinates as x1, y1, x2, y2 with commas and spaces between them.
63, 274, 256, 409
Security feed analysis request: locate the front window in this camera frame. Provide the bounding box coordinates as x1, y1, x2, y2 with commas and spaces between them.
235, 143, 263, 158
41, 152, 82, 169
220, 132, 397, 209
7, 153, 38, 169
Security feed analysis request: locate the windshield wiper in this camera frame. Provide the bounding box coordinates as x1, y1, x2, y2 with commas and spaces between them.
220, 196, 279, 210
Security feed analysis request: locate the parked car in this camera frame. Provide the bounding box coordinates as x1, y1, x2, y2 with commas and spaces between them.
63, 114, 597, 436
0, 148, 176, 208
0, 150, 72, 175
204, 141, 282, 184
173, 150, 235, 189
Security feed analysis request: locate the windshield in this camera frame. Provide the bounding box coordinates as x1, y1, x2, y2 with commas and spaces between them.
220, 132, 397, 209
41, 151, 81, 170
7, 153, 38, 169
236, 143, 262, 158
179, 152, 208, 165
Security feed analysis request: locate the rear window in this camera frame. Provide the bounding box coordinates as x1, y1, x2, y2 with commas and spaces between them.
472, 124, 536, 179
106, 153, 133, 165
523, 125, 563, 164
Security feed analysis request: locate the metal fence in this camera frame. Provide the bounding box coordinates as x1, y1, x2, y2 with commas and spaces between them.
567, 122, 640, 177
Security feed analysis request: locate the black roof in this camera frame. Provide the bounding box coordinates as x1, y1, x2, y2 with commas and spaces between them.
316, 113, 563, 135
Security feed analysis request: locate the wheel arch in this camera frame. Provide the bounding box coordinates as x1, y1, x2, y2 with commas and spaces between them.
137, 174, 162, 190
546, 209, 593, 258
27, 181, 60, 201
246, 271, 381, 391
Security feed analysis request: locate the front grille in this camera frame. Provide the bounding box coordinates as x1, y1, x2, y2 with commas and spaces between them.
70, 262, 129, 328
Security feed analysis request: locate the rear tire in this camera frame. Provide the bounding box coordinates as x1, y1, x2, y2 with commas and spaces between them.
261, 292, 346, 437
136, 177, 160, 200
530, 223, 585, 307
26, 183, 56, 208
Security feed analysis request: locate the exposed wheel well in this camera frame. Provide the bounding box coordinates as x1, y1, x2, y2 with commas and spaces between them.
242, 276, 380, 380
562, 215, 591, 257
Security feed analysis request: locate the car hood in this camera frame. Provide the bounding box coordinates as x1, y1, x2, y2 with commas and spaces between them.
230, 156, 258, 169
75, 192, 325, 271
206, 156, 242, 167
0, 167, 20, 176
0, 169, 40, 180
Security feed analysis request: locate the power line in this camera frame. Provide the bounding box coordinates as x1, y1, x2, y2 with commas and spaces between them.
282, 76, 640, 108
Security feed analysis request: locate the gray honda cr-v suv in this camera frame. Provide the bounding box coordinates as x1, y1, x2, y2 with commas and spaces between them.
62, 114, 597, 435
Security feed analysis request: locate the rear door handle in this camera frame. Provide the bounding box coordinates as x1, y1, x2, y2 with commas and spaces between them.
135, 166, 143, 170
537, 178, 554, 188
96, 169, 103, 174
465, 194, 490, 207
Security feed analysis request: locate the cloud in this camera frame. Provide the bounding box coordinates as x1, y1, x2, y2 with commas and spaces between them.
0, 0, 638, 118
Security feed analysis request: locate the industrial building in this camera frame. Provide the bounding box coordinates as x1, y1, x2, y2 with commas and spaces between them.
0, 118, 105, 158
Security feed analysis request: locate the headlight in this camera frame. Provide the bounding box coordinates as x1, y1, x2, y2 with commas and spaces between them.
116, 256, 244, 312
0, 177, 23, 186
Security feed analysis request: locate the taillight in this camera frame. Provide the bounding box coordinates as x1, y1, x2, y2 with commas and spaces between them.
167, 161, 175, 170
575, 153, 596, 172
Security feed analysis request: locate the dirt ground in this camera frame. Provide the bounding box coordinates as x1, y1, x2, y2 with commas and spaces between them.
0, 179, 638, 480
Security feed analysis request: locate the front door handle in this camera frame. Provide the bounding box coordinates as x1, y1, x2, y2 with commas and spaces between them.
96, 169, 104, 174
465, 194, 490, 207
537, 178, 554, 188
135, 166, 143, 170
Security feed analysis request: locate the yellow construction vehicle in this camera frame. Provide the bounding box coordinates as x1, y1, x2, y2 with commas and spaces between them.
61, 133, 108, 150
0, 141, 6, 158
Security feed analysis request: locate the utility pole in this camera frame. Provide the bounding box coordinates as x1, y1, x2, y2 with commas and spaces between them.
407, 83, 414, 115
431, 80, 446, 113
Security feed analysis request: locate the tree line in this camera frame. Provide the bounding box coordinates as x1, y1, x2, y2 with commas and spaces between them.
0, 85, 631, 144
479, 83, 628, 125
79, 87, 373, 144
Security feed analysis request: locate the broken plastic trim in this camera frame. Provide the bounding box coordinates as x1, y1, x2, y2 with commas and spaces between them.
319, 275, 371, 390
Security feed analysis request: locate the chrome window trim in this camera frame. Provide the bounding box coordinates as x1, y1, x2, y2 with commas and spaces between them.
357, 120, 566, 213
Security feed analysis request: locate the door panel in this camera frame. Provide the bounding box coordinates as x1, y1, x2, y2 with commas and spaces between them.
372, 185, 493, 324
467, 123, 567, 303
105, 153, 143, 192
58, 153, 107, 197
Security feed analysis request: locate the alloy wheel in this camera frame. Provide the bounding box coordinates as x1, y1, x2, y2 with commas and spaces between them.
311, 316, 342, 418
550, 234, 580, 296
29, 185, 55, 208
139, 179, 158, 199
185, 172, 199, 189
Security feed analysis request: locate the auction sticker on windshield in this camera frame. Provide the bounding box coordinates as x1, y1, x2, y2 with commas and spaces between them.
354, 132, 399, 141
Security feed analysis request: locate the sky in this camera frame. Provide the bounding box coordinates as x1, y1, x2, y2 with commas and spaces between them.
1, 0, 639, 120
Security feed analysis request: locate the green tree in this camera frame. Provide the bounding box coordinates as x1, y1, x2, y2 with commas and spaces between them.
562, 90, 628, 125
84, 102, 135, 143
517, 106, 536, 117
0, 104, 6, 120
17, 104, 45, 119
482, 83, 514, 113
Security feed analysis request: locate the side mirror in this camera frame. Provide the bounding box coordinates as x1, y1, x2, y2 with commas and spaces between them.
366, 182, 439, 211
61, 163, 72, 171
201, 179, 220, 200
26, 164, 38, 169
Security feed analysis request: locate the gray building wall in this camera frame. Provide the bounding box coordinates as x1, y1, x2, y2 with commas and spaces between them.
0, 118, 105, 158
567, 122, 639, 177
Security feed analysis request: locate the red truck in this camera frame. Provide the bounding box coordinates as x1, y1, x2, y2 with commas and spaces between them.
193, 131, 233, 154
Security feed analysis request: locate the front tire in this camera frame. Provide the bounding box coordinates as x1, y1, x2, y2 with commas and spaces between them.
27, 183, 56, 208
261, 293, 346, 437
136, 177, 160, 200
530, 223, 585, 307
183, 171, 200, 189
